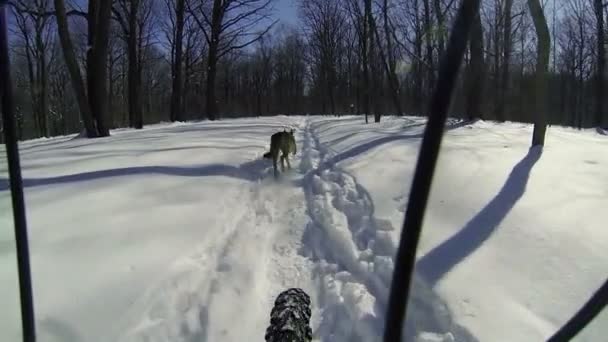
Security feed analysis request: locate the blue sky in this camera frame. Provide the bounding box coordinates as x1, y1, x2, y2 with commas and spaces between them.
274, 0, 300, 26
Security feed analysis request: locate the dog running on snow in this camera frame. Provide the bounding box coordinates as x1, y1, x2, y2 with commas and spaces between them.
263, 128, 297, 179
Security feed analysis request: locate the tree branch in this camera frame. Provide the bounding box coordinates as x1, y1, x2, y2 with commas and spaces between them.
218, 18, 278, 59
9, 0, 87, 19
186, 0, 212, 44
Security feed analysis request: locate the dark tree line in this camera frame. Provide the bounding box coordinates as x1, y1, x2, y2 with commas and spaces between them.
4, 0, 607, 143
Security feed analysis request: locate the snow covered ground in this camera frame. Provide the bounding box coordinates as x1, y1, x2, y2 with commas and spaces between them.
1, 115, 607, 342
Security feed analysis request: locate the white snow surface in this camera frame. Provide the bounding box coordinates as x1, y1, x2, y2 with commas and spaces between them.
1, 115, 607, 342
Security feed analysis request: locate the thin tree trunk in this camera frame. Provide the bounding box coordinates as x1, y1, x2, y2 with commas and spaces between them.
498, 0, 513, 122
23, 35, 40, 135
371, 5, 403, 117
492, 1, 501, 120
362, 0, 372, 123
127, 0, 143, 129
465, 11, 484, 120
108, 56, 114, 127
413, 0, 423, 113
433, 0, 445, 57
170, 0, 185, 122
594, 0, 605, 127
35, 24, 49, 137
205, 0, 223, 121
53, 0, 97, 137
423, 0, 435, 101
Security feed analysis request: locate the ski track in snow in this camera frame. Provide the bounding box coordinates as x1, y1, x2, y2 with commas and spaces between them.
112, 118, 317, 342
102, 116, 473, 342
298, 118, 475, 342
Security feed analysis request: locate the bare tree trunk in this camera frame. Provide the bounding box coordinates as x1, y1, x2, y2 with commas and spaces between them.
53, 0, 97, 137
204, 0, 223, 121
22, 32, 40, 134
364, 0, 381, 122
498, 0, 513, 122
383, 0, 403, 116
108, 56, 114, 126
466, 10, 484, 120
87, 0, 113, 136
34, 24, 49, 137
492, 0, 501, 120
413, 0, 423, 113
433, 0, 445, 57
370, 3, 403, 117
127, 0, 143, 129
170, 0, 185, 122
205, 40, 219, 120
362, 0, 372, 123
594, 0, 605, 127
528, 0, 550, 146
423, 0, 434, 101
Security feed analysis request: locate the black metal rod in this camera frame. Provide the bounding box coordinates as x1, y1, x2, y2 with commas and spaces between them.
382, 0, 481, 340
0, 1, 37, 341
547, 279, 608, 342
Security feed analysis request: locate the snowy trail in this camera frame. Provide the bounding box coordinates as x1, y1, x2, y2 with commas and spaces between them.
1, 116, 320, 342
111, 120, 318, 342
298, 118, 473, 342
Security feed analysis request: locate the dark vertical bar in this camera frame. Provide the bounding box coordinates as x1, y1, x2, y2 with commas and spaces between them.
0, 1, 37, 341
547, 279, 608, 342
382, 0, 481, 340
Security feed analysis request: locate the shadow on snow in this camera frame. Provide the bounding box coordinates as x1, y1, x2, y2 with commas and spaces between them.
417, 147, 542, 286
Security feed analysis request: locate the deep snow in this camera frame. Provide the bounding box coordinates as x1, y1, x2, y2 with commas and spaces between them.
1, 115, 606, 342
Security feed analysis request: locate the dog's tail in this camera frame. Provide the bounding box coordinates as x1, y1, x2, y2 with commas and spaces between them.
263, 151, 272, 159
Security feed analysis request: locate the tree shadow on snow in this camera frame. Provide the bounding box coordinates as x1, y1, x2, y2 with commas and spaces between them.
416, 147, 542, 287
0, 159, 272, 191
38, 318, 84, 342
318, 119, 473, 169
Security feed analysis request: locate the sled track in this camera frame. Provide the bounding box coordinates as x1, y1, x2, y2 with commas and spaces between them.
300, 118, 477, 342
114, 185, 271, 342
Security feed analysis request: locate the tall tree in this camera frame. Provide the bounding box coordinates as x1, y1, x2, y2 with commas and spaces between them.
301, 0, 346, 116
465, 8, 484, 120
53, 0, 97, 137
113, 0, 153, 129
188, 0, 276, 121
593, 0, 605, 127
85, 0, 113, 136
344, 0, 372, 122
367, 0, 403, 118
167, 0, 186, 122
10, 0, 54, 137
380, 0, 403, 116
498, 0, 514, 121
528, 0, 551, 146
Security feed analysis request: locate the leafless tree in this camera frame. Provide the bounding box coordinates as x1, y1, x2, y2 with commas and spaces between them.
163, 0, 187, 122
113, 0, 154, 129
53, 0, 112, 137
593, 0, 605, 127
300, 0, 347, 116
10, 0, 56, 137
528, 0, 551, 146
465, 7, 484, 120
187, 0, 277, 120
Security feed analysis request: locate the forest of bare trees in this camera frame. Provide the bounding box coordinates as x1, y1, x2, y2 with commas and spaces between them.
3, 0, 608, 141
